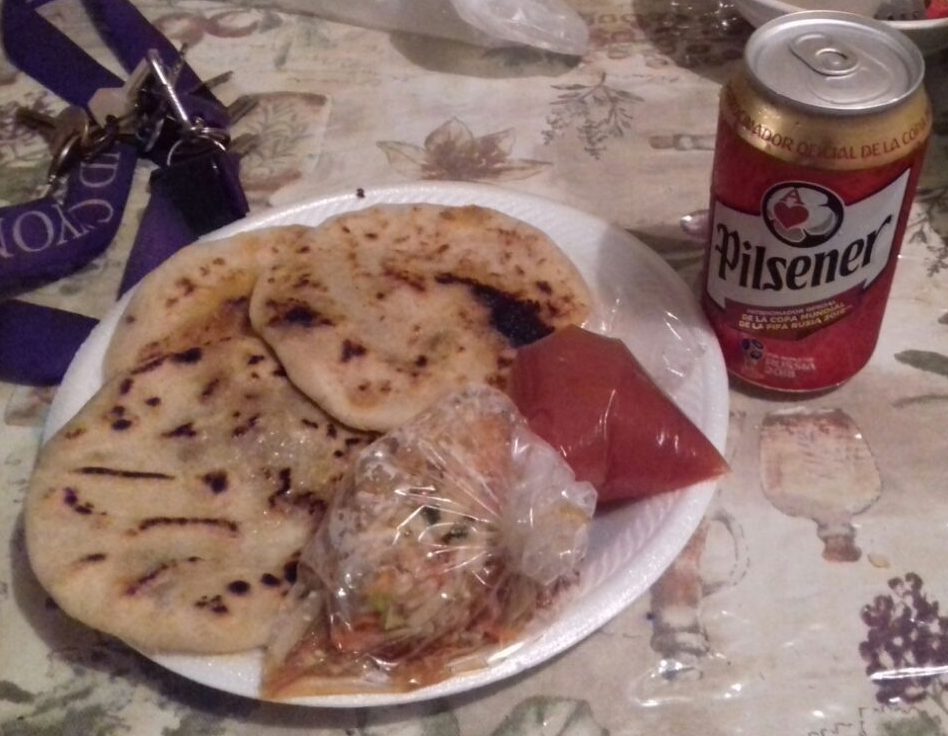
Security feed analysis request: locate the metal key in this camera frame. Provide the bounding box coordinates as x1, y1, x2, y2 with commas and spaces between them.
188, 71, 233, 96
16, 105, 89, 142
229, 132, 259, 157
225, 95, 259, 126
16, 105, 92, 185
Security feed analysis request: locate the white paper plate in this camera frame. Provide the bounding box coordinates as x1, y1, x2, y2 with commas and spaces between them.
44, 181, 729, 707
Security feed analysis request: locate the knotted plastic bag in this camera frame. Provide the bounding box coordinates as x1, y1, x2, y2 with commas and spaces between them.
270, 0, 589, 55
263, 386, 596, 697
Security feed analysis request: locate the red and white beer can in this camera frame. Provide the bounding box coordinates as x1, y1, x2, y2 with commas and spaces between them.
702, 12, 931, 392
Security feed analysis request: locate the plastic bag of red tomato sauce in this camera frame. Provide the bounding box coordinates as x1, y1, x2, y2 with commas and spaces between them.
509, 325, 728, 504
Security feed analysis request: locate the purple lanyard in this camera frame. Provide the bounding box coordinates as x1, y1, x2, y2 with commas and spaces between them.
0, 0, 247, 385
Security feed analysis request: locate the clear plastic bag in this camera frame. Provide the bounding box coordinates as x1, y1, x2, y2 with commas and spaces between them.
269, 0, 589, 55
263, 386, 596, 697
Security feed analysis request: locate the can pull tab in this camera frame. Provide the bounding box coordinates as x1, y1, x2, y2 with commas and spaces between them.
789, 33, 859, 76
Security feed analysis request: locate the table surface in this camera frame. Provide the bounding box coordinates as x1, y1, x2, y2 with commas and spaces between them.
2, 2, 947, 734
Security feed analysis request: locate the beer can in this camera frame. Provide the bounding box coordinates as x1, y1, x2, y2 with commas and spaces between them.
702, 11, 931, 392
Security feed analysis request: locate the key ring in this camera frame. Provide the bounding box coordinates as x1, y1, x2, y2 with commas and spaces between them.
165, 129, 229, 167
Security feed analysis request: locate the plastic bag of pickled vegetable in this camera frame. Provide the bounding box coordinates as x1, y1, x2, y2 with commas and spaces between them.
262, 386, 597, 698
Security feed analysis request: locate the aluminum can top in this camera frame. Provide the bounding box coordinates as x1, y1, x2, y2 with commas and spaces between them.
744, 11, 925, 116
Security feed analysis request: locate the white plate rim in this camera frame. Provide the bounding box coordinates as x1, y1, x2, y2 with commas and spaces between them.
44, 181, 729, 708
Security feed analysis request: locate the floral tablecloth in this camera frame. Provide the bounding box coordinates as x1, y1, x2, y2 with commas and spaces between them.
2, 2, 947, 734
